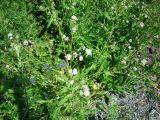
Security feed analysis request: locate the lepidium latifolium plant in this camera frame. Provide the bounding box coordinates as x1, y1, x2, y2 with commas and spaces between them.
0, 0, 160, 119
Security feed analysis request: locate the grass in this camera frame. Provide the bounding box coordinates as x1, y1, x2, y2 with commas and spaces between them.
0, 0, 160, 119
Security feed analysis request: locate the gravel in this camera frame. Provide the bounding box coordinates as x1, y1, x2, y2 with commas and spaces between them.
87, 83, 160, 120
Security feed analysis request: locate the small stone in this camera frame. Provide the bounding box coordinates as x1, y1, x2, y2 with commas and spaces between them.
149, 109, 160, 120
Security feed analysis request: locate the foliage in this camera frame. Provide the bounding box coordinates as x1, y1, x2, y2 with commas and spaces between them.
0, 0, 159, 119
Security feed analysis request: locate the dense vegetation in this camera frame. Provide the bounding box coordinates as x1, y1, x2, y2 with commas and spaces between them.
0, 0, 159, 119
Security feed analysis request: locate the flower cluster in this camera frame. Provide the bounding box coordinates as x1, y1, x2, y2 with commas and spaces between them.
62, 34, 69, 41
65, 46, 92, 62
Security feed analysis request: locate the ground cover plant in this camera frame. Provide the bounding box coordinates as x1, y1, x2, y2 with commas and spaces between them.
0, 0, 160, 119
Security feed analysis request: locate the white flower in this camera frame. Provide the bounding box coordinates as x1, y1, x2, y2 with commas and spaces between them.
85, 48, 92, 56
62, 35, 66, 39
83, 85, 89, 91
65, 54, 72, 60
23, 40, 32, 46
23, 40, 29, 46
72, 27, 77, 33
121, 60, 126, 65
140, 22, 144, 28
69, 68, 78, 75
82, 85, 90, 97
141, 59, 147, 65
6, 65, 10, 69
62, 34, 69, 41
9, 36, 13, 40
72, 68, 78, 75
64, 36, 69, 41
73, 52, 78, 58
124, 6, 127, 9
8, 32, 13, 40
128, 46, 132, 49
79, 55, 83, 61
129, 39, 132, 42
8, 32, 13, 37
145, 14, 148, 18
56, 96, 60, 100
83, 89, 90, 96
69, 80, 74, 85
71, 15, 78, 21
39, 5, 44, 10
